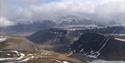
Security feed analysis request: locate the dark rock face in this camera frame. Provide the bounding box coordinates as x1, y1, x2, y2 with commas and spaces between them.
28, 30, 57, 43
100, 39, 125, 60
71, 33, 106, 53
28, 28, 84, 44
70, 33, 125, 60
28, 29, 67, 44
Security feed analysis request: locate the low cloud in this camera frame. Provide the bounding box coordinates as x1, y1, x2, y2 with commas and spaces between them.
0, 17, 15, 27
0, 0, 125, 27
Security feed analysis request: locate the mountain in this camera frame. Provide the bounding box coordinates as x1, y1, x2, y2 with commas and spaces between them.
1, 25, 125, 63
1, 20, 56, 36
28, 28, 78, 52
1, 18, 125, 36
70, 32, 125, 60
56, 18, 93, 27
28, 26, 125, 52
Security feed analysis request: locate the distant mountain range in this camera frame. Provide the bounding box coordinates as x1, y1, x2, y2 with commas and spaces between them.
0, 18, 125, 36
0, 20, 56, 35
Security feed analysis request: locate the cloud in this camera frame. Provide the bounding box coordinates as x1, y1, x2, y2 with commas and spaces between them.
0, 0, 125, 27
94, 1, 125, 25
0, 17, 15, 27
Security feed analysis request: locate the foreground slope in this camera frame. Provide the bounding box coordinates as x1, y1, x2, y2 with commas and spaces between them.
0, 36, 85, 63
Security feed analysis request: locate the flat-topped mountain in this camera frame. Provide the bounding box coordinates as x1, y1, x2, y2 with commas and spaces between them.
28, 26, 125, 54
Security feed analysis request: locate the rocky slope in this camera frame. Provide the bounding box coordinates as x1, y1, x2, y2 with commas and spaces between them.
70, 32, 125, 60
0, 36, 35, 51
28, 28, 79, 52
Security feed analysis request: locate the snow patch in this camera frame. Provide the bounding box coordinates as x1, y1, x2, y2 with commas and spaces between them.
62, 61, 69, 63
0, 36, 7, 42
115, 38, 125, 41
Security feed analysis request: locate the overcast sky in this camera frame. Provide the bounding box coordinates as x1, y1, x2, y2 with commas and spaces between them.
0, 0, 125, 27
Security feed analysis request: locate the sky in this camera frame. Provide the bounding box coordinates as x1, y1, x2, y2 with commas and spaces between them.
0, 0, 125, 27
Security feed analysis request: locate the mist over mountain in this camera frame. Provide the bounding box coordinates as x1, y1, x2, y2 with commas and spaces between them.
0, 20, 56, 35
0, 0, 125, 28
